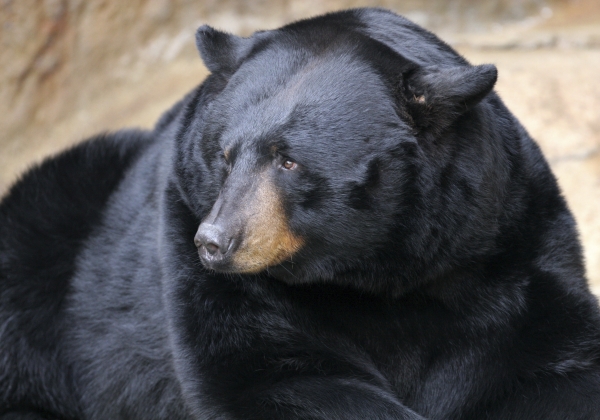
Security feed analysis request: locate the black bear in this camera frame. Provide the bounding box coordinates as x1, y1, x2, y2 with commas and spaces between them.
2, 8, 600, 420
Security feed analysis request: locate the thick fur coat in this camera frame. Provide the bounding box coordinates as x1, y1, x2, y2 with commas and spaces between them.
2, 8, 600, 420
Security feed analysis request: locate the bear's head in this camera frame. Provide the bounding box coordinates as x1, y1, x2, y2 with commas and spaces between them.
175, 9, 499, 294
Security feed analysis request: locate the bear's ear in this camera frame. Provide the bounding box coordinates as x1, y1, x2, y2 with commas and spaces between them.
402, 64, 498, 134
195, 25, 253, 75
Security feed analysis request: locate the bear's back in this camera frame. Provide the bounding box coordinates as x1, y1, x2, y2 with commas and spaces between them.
0, 130, 152, 416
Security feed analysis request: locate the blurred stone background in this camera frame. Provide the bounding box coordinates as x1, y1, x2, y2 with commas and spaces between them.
1, 0, 599, 293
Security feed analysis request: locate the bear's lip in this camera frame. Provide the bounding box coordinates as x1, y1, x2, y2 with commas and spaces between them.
198, 253, 229, 272
197, 244, 302, 276
197, 253, 231, 273
197, 243, 235, 271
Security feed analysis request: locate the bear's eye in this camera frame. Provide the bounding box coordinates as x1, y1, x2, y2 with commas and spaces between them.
282, 159, 298, 171
220, 151, 232, 172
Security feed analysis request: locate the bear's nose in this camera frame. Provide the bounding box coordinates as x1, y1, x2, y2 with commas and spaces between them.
194, 223, 232, 261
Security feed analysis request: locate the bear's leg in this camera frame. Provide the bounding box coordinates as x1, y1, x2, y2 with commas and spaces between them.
199, 374, 427, 420
0, 413, 63, 420
484, 372, 600, 420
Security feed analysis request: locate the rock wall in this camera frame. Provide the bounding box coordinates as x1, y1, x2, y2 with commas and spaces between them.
0, 0, 577, 145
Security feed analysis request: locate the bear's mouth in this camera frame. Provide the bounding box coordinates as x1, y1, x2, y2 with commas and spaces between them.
195, 227, 304, 275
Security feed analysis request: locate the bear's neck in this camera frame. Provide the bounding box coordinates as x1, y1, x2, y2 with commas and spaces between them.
401, 110, 585, 303
343, 102, 586, 302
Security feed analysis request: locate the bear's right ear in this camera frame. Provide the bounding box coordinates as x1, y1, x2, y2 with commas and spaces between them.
402, 64, 498, 135
195, 25, 253, 75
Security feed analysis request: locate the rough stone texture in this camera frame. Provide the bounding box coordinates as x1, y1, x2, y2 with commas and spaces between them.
1, 0, 599, 293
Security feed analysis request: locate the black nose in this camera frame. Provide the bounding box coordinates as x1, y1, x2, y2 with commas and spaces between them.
194, 223, 232, 262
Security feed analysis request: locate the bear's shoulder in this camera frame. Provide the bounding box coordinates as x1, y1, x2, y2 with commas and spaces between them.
0, 130, 152, 292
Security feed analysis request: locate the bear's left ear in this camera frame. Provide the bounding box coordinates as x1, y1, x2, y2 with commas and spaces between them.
195, 25, 254, 75
403, 64, 498, 134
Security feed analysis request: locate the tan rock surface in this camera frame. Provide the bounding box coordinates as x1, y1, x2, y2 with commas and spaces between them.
1, 0, 599, 293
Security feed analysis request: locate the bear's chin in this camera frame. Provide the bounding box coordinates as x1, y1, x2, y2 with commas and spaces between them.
197, 253, 303, 283
263, 263, 306, 284
205, 260, 309, 285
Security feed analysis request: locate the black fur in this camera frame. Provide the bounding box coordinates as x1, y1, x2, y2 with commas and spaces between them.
2, 8, 600, 420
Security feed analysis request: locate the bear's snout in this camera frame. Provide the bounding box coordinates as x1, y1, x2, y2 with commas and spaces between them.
194, 222, 236, 268
193, 170, 303, 275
